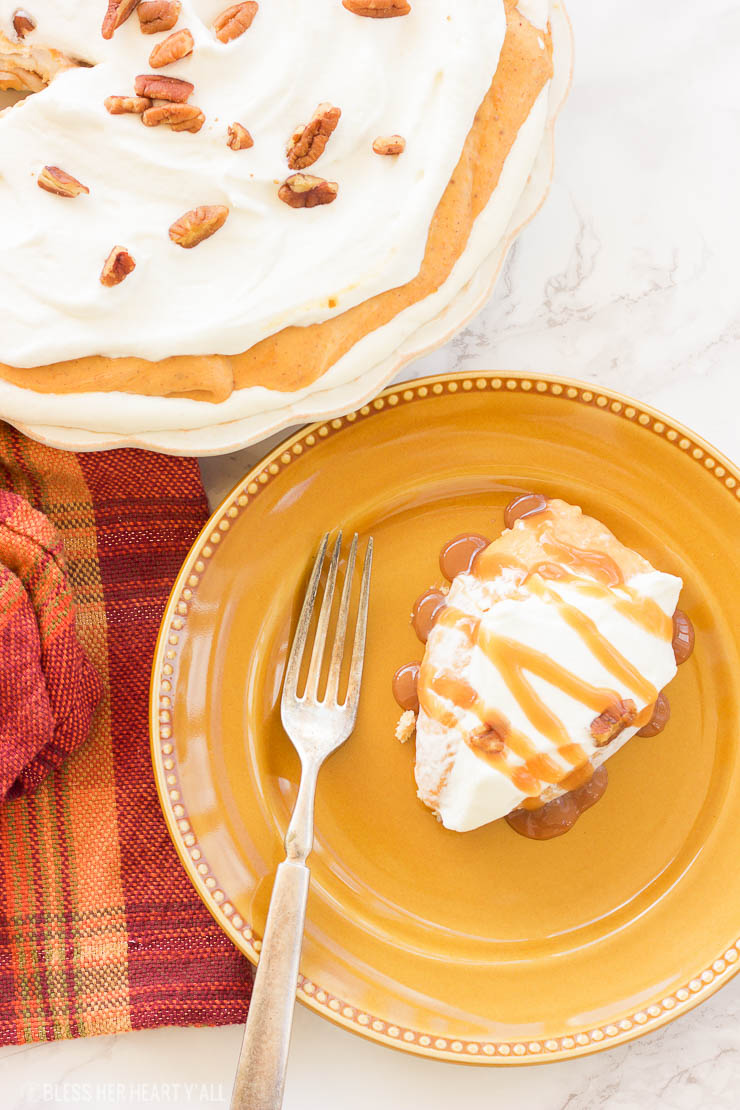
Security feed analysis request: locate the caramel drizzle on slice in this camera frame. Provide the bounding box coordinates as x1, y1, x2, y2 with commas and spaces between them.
542, 536, 623, 587
525, 577, 658, 705
566, 576, 673, 641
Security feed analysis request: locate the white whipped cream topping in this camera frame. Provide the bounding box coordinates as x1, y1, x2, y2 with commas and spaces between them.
0, 0, 506, 366
414, 561, 682, 834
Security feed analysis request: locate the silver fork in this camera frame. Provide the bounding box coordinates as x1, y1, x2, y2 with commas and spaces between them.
230, 531, 373, 1110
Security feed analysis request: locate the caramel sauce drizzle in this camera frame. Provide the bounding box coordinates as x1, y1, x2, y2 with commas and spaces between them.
506, 765, 609, 839
411, 587, 447, 643
542, 536, 623, 587
392, 662, 421, 713
527, 580, 658, 705
439, 532, 489, 580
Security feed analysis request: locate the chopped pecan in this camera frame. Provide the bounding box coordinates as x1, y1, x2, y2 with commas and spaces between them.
395, 710, 416, 745
37, 165, 89, 198
372, 134, 405, 155
142, 102, 204, 132
278, 173, 338, 209
138, 0, 181, 32
590, 699, 637, 746
213, 1, 258, 42
227, 122, 253, 150
12, 9, 36, 38
100, 246, 136, 287
169, 108, 204, 132
286, 102, 341, 170
149, 27, 194, 67
105, 95, 152, 114
102, 0, 140, 39
342, 0, 410, 16
468, 722, 506, 756
134, 73, 193, 101
169, 205, 229, 248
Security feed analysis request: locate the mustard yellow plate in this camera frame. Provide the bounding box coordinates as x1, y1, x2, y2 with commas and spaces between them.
151, 371, 740, 1064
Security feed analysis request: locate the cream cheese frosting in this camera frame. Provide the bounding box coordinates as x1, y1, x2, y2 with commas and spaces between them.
413, 500, 683, 833
0, 0, 507, 366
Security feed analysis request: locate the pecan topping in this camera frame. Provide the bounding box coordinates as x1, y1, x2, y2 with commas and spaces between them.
37, 165, 89, 199
227, 122, 253, 150
372, 134, 405, 155
342, 0, 410, 16
105, 95, 152, 115
138, 0, 181, 33
286, 102, 341, 170
12, 9, 36, 39
213, 1, 258, 42
102, 0, 140, 39
278, 173, 338, 209
142, 102, 204, 132
590, 699, 637, 746
100, 246, 136, 287
149, 27, 194, 67
169, 205, 229, 248
134, 73, 193, 102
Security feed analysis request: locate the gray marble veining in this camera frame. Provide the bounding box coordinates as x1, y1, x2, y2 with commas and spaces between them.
3, 0, 740, 1105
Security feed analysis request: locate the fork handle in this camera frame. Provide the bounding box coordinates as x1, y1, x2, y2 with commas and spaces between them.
230, 859, 310, 1110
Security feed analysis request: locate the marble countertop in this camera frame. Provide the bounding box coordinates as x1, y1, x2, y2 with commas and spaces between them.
3, 0, 740, 1105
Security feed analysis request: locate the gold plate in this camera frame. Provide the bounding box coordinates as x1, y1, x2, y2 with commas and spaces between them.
151, 372, 740, 1064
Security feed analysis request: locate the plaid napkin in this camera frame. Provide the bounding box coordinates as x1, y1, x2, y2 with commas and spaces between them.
0, 425, 251, 1044
0, 490, 102, 801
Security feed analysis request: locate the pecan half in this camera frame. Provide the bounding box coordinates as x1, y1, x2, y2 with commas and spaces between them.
227, 122, 253, 150
372, 134, 405, 155
100, 246, 136, 287
213, 1, 258, 42
278, 173, 338, 209
590, 699, 637, 746
105, 95, 152, 114
169, 205, 229, 248
142, 102, 204, 132
149, 27, 194, 67
102, 0, 140, 39
134, 73, 193, 101
342, 0, 410, 16
37, 165, 89, 198
138, 0, 181, 33
12, 8, 36, 38
286, 102, 341, 170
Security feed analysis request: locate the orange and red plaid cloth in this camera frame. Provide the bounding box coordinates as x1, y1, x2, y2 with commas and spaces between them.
0, 425, 251, 1044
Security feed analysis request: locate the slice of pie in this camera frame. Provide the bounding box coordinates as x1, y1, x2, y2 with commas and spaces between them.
397, 497, 693, 836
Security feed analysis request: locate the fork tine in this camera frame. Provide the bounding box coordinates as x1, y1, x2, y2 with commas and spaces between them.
324, 533, 358, 704
303, 531, 342, 700
343, 538, 373, 715
282, 532, 329, 701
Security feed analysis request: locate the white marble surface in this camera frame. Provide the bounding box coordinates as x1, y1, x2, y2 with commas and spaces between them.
3, 0, 740, 1105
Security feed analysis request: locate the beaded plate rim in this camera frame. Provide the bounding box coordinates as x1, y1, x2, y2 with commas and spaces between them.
151, 370, 740, 1065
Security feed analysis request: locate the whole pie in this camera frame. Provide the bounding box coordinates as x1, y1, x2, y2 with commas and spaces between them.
0, 0, 558, 419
